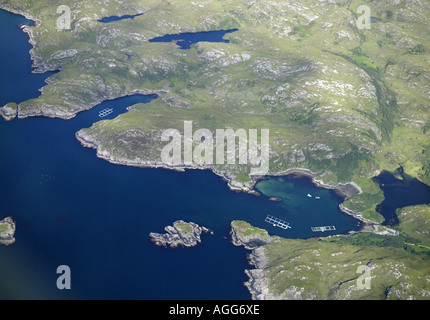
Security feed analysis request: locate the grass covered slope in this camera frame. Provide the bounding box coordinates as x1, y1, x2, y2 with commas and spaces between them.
1, 0, 429, 222
397, 204, 430, 248
231, 220, 430, 300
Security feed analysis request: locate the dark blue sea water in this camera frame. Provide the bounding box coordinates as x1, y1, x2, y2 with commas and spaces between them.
98, 13, 144, 23
0, 9, 362, 299
0, 10, 56, 104
149, 29, 238, 49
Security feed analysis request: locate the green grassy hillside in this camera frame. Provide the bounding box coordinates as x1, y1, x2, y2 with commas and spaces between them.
232, 219, 430, 299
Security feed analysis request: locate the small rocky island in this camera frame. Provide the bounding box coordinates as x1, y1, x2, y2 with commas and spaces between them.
149, 220, 213, 248
0, 217, 16, 246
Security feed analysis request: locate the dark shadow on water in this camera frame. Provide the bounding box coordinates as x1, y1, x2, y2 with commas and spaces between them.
373, 167, 430, 225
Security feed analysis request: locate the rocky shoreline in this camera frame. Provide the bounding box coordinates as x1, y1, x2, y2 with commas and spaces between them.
75, 128, 260, 195
77, 131, 379, 233
230, 213, 379, 300
14, 88, 169, 121
0, 5, 168, 121
1, 86, 169, 121
0, 217, 16, 246
257, 169, 381, 232
229, 221, 279, 300
230, 220, 311, 299
0, 102, 18, 121
0, 5, 41, 27
0, 5, 49, 75
75, 125, 379, 228
149, 220, 213, 248
77, 126, 382, 237
231, 218, 419, 300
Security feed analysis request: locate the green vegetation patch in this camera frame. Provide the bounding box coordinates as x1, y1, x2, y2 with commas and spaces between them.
397, 204, 430, 247
263, 236, 430, 299
343, 178, 384, 223
0, 224, 8, 233
231, 220, 269, 239
174, 222, 194, 235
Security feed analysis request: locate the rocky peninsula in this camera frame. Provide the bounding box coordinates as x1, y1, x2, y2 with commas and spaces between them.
150, 220, 213, 248
230, 220, 278, 299
230, 220, 430, 300
0, 217, 16, 246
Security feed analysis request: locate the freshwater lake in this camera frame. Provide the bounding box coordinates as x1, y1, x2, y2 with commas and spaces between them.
0, 9, 364, 299
373, 167, 430, 225
149, 29, 238, 49
98, 13, 144, 23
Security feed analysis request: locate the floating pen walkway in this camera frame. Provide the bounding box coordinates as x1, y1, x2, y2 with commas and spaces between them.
265, 215, 291, 230
311, 226, 336, 232
99, 108, 113, 117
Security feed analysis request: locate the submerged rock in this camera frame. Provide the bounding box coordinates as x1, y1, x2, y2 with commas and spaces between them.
149, 220, 213, 248
268, 196, 283, 202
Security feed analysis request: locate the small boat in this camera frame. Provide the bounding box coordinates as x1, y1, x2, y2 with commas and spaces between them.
315, 196, 320, 199
307, 194, 312, 198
